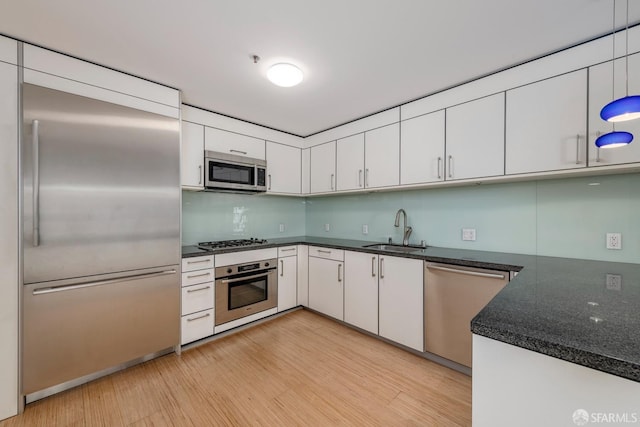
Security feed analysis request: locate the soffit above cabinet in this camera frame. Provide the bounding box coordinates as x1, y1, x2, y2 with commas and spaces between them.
2, 1, 640, 136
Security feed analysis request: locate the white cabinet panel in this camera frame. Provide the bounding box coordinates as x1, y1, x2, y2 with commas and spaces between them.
336, 133, 365, 191
181, 309, 214, 345
588, 53, 640, 165
297, 245, 309, 307
379, 256, 423, 351
0, 36, 16, 65
181, 255, 214, 273
266, 141, 301, 194
205, 127, 265, 160
308, 246, 344, 261
308, 256, 343, 321
310, 141, 336, 193
400, 110, 445, 184
0, 60, 18, 421
277, 255, 297, 312
365, 123, 400, 188
301, 148, 311, 194
181, 283, 214, 315
181, 270, 214, 287
446, 93, 505, 180
344, 251, 378, 335
506, 70, 587, 174
181, 121, 204, 189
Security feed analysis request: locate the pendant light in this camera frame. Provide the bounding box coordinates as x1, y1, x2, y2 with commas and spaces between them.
600, 0, 640, 123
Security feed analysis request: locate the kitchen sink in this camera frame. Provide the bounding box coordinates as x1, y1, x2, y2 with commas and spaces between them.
362, 243, 426, 253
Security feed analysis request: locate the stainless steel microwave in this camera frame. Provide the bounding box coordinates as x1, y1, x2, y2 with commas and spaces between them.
204, 150, 267, 192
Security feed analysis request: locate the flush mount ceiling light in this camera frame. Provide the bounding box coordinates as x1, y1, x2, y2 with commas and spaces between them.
267, 63, 303, 87
600, 0, 640, 124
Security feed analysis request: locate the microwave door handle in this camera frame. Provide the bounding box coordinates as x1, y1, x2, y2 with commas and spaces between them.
220, 272, 270, 284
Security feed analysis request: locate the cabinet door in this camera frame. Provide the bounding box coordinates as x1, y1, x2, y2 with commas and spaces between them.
336, 133, 365, 191
310, 141, 336, 193
446, 93, 505, 180
277, 256, 298, 312
181, 121, 204, 189
506, 70, 587, 174
204, 127, 265, 160
266, 141, 301, 194
308, 256, 343, 320
344, 251, 378, 334
588, 53, 640, 165
400, 111, 445, 184
379, 256, 423, 351
365, 123, 400, 188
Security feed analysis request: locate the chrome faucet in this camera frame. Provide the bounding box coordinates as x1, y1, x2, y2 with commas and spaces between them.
394, 208, 413, 246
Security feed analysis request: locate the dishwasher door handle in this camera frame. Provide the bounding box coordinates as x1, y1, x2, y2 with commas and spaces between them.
426, 265, 505, 280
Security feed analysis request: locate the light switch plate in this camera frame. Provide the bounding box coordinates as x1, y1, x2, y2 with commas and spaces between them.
279, 223, 285, 233
324, 223, 330, 232
462, 228, 476, 241
362, 224, 368, 235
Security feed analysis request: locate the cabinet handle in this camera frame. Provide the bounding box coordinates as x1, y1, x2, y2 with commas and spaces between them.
331, 174, 335, 190
187, 272, 211, 279
230, 149, 247, 155
187, 259, 210, 264
280, 259, 284, 277
280, 248, 296, 252
187, 285, 211, 293
575, 134, 581, 165
365, 169, 370, 187
359, 169, 363, 187
595, 131, 601, 163
318, 249, 331, 254
186, 312, 211, 322
437, 157, 442, 179
338, 263, 342, 283
380, 258, 384, 279
32, 120, 40, 247
371, 257, 376, 277
427, 265, 506, 280
198, 165, 202, 185
448, 155, 453, 178
268, 174, 272, 190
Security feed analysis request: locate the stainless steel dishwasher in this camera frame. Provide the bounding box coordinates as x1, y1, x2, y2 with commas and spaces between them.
424, 262, 509, 368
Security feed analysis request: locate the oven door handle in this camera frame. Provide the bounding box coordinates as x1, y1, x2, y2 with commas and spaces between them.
219, 271, 271, 284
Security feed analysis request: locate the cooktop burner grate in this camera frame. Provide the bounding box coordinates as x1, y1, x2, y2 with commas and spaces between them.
197, 238, 268, 250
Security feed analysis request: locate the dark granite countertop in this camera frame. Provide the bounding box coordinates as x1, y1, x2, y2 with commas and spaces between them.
182, 236, 640, 383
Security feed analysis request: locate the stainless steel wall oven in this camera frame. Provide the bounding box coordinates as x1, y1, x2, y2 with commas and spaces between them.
215, 258, 277, 325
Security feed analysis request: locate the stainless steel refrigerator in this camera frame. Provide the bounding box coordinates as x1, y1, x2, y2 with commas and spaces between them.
21, 83, 181, 399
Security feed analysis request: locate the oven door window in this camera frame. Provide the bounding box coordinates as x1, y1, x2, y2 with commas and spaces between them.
209, 161, 255, 185
228, 275, 268, 310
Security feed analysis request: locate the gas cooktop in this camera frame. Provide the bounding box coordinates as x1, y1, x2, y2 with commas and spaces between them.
197, 238, 268, 250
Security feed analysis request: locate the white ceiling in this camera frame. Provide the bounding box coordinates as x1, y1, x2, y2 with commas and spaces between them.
2, 0, 640, 137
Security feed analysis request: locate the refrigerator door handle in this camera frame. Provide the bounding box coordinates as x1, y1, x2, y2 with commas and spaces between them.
32, 119, 40, 247
32, 269, 177, 295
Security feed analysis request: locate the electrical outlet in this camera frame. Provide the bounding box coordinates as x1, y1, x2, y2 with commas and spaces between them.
606, 274, 622, 291
606, 233, 622, 250
362, 224, 369, 235
462, 228, 476, 241
279, 223, 285, 233
324, 223, 330, 232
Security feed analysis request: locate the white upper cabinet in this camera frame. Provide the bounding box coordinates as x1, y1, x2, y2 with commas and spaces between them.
365, 123, 400, 188
446, 93, 505, 180
181, 121, 204, 190
506, 70, 587, 174
310, 141, 336, 193
204, 127, 266, 160
400, 110, 445, 185
336, 133, 365, 191
266, 142, 301, 194
588, 53, 640, 166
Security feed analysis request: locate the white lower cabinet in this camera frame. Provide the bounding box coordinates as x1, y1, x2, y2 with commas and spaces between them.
344, 251, 378, 334
277, 246, 298, 312
378, 256, 424, 351
180, 255, 215, 345
308, 252, 344, 321
297, 245, 309, 306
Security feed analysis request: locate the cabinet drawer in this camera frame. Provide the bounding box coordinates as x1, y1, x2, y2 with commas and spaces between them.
181, 269, 214, 287
181, 282, 214, 315
308, 246, 344, 261
181, 309, 214, 345
182, 255, 214, 273
278, 246, 297, 257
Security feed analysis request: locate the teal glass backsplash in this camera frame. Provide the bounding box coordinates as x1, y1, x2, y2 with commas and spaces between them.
305, 173, 640, 263
182, 191, 306, 245
182, 173, 639, 263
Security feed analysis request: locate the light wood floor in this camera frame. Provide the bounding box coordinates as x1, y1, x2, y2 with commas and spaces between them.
1, 309, 471, 426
